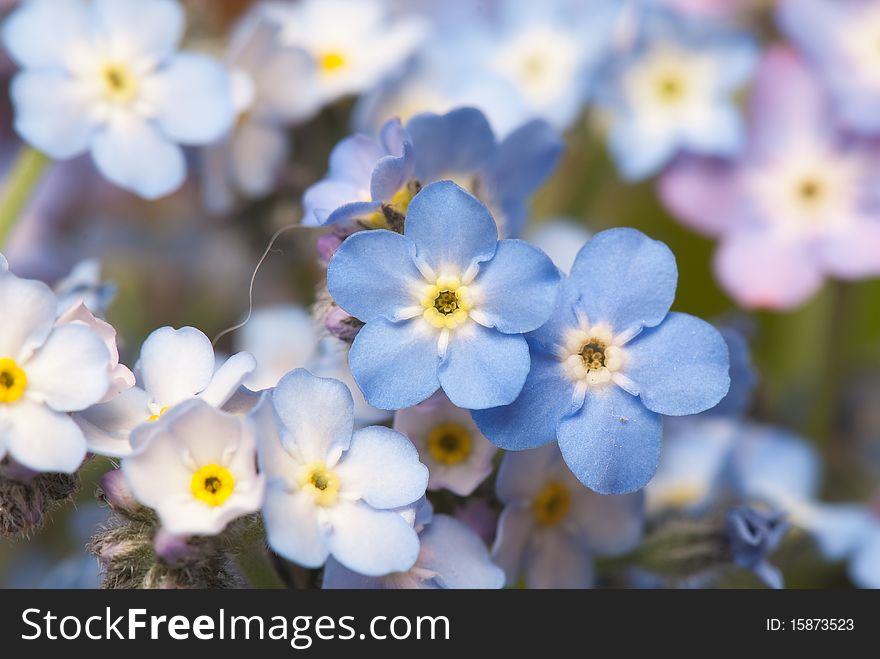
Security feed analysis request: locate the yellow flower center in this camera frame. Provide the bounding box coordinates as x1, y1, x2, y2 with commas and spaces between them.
421, 276, 473, 330
0, 358, 27, 403
319, 51, 347, 74
101, 62, 139, 104
795, 177, 825, 208
561, 324, 624, 386
658, 484, 703, 508
365, 180, 421, 231
191, 464, 235, 507
655, 73, 686, 104
533, 481, 571, 527
148, 406, 171, 422
426, 421, 473, 466
298, 461, 341, 506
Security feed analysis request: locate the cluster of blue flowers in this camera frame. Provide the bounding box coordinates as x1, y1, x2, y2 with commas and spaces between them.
1, 0, 879, 592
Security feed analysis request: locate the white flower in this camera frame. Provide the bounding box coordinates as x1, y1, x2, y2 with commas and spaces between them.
3, 0, 234, 198
0, 263, 110, 472
251, 368, 428, 576
263, 0, 425, 107
76, 326, 256, 458
123, 399, 265, 535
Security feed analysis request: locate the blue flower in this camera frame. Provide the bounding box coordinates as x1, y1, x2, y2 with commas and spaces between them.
304, 107, 562, 237
473, 227, 730, 494
251, 369, 428, 576
327, 180, 562, 410
2, 0, 234, 199
595, 10, 757, 181
323, 500, 505, 589
725, 506, 788, 589
492, 443, 644, 588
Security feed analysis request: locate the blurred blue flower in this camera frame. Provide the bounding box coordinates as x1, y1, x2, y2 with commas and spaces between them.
323, 501, 504, 589
725, 505, 788, 589
595, 9, 757, 180
492, 443, 643, 588
251, 369, 428, 576
305, 107, 562, 237
328, 180, 561, 410
777, 0, 880, 137
474, 227, 730, 494
2, 0, 235, 199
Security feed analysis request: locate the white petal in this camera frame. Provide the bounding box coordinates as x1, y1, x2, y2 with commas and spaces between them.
90, 0, 184, 62
263, 486, 329, 568
147, 53, 235, 145
74, 385, 150, 457
10, 72, 97, 159
1, 0, 91, 69
325, 499, 420, 576
525, 528, 594, 589
335, 425, 427, 509
137, 326, 215, 407
4, 400, 87, 473
230, 121, 289, 198
238, 305, 318, 391
90, 114, 186, 199
25, 324, 111, 411
0, 272, 57, 361
250, 392, 302, 485
199, 352, 257, 407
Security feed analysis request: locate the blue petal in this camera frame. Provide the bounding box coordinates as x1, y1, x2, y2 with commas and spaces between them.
419, 515, 505, 589
608, 116, 677, 181
404, 180, 499, 273
327, 230, 422, 322
153, 53, 235, 145
558, 386, 662, 494
472, 345, 574, 450
625, 312, 730, 416
2, 0, 90, 69
302, 179, 373, 227
473, 239, 561, 334
438, 323, 529, 410
407, 107, 496, 181
569, 227, 677, 336
707, 328, 756, 417
731, 424, 820, 504
328, 133, 385, 182
849, 525, 880, 589
528, 278, 582, 352
348, 317, 440, 410
681, 103, 745, 158
806, 504, 871, 562
335, 425, 428, 509
322, 558, 384, 589
90, 118, 185, 199
487, 120, 563, 236
324, 200, 381, 227
370, 141, 415, 201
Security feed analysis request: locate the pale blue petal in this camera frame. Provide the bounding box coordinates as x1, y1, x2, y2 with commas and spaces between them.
327, 229, 422, 321
90, 0, 184, 61
326, 500, 420, 576
10, 73, 97, 158
569, 228, 678, 336
419, 515, 505, 589
625, 312, 730, 416
806, 504, 871, 562
370, 141, 415, 201
491, 506, 534, 585
608, 117, 677, 181
152, 53, 234, 145
263, 487, 329, 568
525, 528, 594, 589
303, 180, 372, 226
731, 425, 820, 504
328, 133, 385, 182
707, 328, 756, 417
404, 181, 498, 273
321, 559, 385, 589
473, 239, 561, 334
682, 103, 745, 157
495, 443, 561, 503
2, 0, 90, 69
335, 425, 427, 509
272, 368, 353, 463
558, 386, 662, 494
90, 117, 185, 199
407, 107, 495, 181
348, 318, 440, 410
472, 347, 574, 450
439, 324, 529, 410
849, 525, 880, 589
138, 326, 214, 405
570, 489, 644, 556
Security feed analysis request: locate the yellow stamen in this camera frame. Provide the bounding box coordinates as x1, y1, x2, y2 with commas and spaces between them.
426, 421, 473, 466
533, 481, 571, 527
101, 62, 139, 104
148, 406, 171, 422
0, 357, 27, 403
319, 51, 347, 73
298, 461, 341, 506
420, 276, 473, 330
191, 464, 235, 507
655, 73, 685, 104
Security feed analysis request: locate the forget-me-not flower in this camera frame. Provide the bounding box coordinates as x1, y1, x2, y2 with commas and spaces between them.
473, 227, 730, 494
251, 369, 428, 576
2, 0, 235, 199
327, 180, 562, 411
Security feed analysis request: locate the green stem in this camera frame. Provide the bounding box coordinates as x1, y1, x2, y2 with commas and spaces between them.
0, 146, 50, 249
